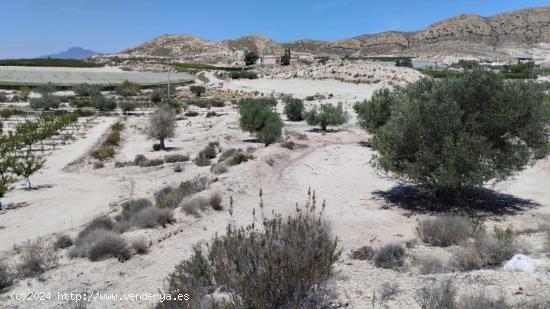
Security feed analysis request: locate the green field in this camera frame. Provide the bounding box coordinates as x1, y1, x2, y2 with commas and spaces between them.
0, 58, 103, 68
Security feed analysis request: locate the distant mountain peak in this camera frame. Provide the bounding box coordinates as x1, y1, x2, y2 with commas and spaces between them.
40, 47, 101, 60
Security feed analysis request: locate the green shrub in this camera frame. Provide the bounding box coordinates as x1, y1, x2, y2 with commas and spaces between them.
91, 94, 117, 111
417, 216, 474, 247
92, 146, 115, 161
152, 143, 162, 151
193, 156, 211, 167
189, 85, 206, 97
283, 97, 304, 121
364, 70, 550, 195
228, 153, 249, 166
104, 130, 120, 146
184, 111, 199, 117
304, 102, 348, 131
374, 243, 406, 269
74, 83, 100, 97
30, 95, 60, 110
158, 192, 341, 308
119, 101, 135, 113
116, 80, 140, 97
230, 70, 258, 79
151, 88, 164, 103
238, 98, 283, 145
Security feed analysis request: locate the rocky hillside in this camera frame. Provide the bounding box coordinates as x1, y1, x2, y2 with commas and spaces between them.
122, 6, 550, 59
122, 34, 230, 57
286, 6, 550, 57
222, 35, 283, 55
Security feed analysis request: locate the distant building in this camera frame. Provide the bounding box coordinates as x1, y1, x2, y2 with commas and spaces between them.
515, 56, 534, 64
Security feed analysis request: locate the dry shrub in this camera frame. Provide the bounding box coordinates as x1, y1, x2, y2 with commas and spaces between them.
131, 237, 149, 255
380, 282, 400, 301
181, 196, 209, 217
374, 243, 406, 270
130, 207, 174, 228
417, 215, 474, 247
414, 280, 457, 309
209, 192, 223, 211
70, 229, 130, 262
417, 255, 454, 274
17, 240, 58, 278
453, 226, 518, 271
117, 199, 153, 222
460, 293, 512, 309
78, 216, 116, 239
159, 192, 341, 309
281, 140, 295, 150
155, 177, 209, 209
350, 245, 375, 260
134, 154, 148, 166
199, 144, 217, 159
173, 164, 183, 173
220, 148, 240, 161
116, 199, 174, 229
54, 234, 73, 250
164, 154, 190, 163
210, 162, 228, 174
0, 262, 14, 291
91, 146, 115, 161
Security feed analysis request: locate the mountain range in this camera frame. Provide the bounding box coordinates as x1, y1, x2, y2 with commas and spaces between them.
41, 47, 101, 60
121, 6, 550, 60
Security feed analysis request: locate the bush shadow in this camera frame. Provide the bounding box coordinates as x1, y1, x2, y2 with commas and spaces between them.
373, 184, 540, 218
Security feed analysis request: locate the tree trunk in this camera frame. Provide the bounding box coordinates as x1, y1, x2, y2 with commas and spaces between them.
321, 123, 327, 131
160, 138, 165, 150
26, 177, 32, 190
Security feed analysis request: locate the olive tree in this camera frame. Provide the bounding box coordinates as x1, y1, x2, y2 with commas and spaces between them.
353, 88, 399, 133
283, 97, 304, 121
238, 98, 283, 145
13, 149, 44, 190
0, 136, 16, 209
147, 105, 176, 150
244, 51, 259, 66
357, 69, 550, 196
304, 103, 348, 131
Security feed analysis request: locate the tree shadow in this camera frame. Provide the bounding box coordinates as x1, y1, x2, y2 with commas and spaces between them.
306, 128, 344, 134
373, 185, 540, 218
243, 138, 260, 143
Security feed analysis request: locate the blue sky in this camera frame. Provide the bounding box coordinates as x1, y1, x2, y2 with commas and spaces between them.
1, 0, 549, 58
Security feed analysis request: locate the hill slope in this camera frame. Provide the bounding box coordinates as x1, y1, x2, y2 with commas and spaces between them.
121, 6, 550, 59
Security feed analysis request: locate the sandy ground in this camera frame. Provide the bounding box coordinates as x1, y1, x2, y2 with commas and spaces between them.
1, 78, 549, 308
224, 78, 384, 101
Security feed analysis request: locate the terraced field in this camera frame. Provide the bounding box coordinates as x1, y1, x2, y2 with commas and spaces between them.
0, 66, 193, 86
